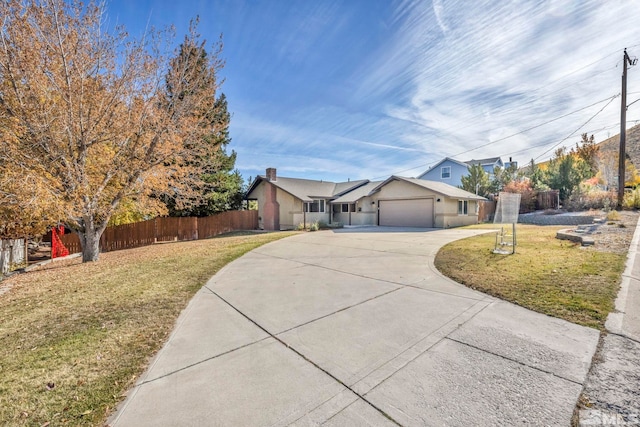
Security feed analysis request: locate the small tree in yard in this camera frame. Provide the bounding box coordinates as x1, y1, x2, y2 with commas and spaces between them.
525, 159, 548, 190
0, 1, 225, 261
545, 148, 591, 205
460, 164, 491, 197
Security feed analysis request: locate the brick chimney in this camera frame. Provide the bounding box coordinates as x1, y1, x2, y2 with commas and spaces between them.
266, 167, 277, 181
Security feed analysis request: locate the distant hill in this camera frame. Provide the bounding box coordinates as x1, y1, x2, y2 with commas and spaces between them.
597, 123, 640, 166
518, 123, 640, 173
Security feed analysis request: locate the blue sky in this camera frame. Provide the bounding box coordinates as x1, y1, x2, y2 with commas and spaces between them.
105, 0, 640, 183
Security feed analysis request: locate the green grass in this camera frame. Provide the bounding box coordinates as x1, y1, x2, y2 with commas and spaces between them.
0, 231, 296, 426
434, 225, 625, 330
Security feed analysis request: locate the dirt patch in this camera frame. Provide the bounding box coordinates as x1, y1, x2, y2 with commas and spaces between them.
582, 211, 639, 255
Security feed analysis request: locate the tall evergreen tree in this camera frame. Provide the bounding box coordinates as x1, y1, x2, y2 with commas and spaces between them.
161, 35, 243, 217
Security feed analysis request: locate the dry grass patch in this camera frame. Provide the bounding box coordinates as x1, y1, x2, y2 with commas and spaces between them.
0, 231, 296, 426
435, 224, 626, 330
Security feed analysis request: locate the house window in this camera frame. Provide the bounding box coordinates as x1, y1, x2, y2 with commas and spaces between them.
458, 200, 468, 215
341, 204, 355, 213
305, 200, 325, 213
441, 166, 451, 179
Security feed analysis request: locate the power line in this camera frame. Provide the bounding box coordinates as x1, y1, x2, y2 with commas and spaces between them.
448, 95, 618, 159
373, 94, 621, 179
399, 48, 624, 140
423, 63, 618, 138
533, 95, 618, 161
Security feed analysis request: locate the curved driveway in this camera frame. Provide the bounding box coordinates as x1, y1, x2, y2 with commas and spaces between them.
110, 227, 599, 426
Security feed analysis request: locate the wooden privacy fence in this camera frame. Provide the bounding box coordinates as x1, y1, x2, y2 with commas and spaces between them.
477, 200, 497, 223
60, 210, 258, 255
537, 190, 560, 210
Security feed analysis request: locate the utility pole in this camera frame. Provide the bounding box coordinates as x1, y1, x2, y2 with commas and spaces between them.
618, 49, 637, 208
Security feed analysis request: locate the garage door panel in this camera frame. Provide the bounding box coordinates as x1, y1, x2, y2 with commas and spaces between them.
379, 199, 433, 228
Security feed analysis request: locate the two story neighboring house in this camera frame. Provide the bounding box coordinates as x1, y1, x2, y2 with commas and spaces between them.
417, 156, 516, 187
417, 157, 474, 187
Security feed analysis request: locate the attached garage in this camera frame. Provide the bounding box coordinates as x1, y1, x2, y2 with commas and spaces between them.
371, 176, 486, 228
379, 199, 434, 228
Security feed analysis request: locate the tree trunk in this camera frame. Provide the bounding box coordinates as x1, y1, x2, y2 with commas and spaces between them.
77, 218, 106, 262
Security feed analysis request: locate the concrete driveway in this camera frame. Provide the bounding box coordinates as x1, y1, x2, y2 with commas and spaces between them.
109, 227, 599, 426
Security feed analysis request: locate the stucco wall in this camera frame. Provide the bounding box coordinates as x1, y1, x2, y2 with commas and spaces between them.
249, 183, 267, 230
352, 197, 377, 226
374, 180, 435, 199
301, 212, 330, 226
435, 199, 479, 228
276, 190, 303, 230
331, 196, 378, 226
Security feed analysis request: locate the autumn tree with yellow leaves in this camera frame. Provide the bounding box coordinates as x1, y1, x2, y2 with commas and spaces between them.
0, 0, 226, 261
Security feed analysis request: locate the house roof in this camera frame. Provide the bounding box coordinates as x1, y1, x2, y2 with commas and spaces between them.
372, 176, 487, 200
465, 157, 502, 167
246, 176, 369, 202
332, 181, 383, 203
417, 157, 469, 178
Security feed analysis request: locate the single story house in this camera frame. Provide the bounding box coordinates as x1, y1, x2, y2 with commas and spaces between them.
245, 168, 369, 230
246, 168, 486, 230
418, 156, 517, 187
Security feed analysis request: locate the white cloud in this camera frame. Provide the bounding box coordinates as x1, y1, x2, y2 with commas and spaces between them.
366, 0, 640, 173
222, 0, 640, 182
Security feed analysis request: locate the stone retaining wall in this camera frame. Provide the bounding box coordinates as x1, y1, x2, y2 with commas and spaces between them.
518, 214, 596, 226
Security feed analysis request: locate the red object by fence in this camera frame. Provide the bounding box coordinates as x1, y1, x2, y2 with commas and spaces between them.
51, 226, 70, 258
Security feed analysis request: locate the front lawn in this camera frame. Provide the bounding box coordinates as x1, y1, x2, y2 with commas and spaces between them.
0, 231, 296, 426
434, 224, 626, 329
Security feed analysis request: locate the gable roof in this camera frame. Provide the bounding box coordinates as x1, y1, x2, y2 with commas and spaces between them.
332, 181, 383, 203
465, 157, 502, 167
246, 175, 369, 202
417, 157, 469, 179
372, 176, 486, 200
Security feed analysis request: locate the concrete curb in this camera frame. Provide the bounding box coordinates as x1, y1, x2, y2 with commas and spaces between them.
605, 215, 640, 334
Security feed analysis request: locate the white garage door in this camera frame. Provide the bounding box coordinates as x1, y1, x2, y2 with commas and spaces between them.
379, 199, 434, 228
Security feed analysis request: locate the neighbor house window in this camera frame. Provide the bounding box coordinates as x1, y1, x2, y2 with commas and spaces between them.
458, 200, 468, 215
305, 200, 325, 213
341, 204, 355, 213
441, 166, 451, 179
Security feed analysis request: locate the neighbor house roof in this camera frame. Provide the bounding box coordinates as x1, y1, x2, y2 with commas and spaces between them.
331, 181, 383, 203
465, 157, 502, 167
246, 176, 369, 203
372, 176, 486, 200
